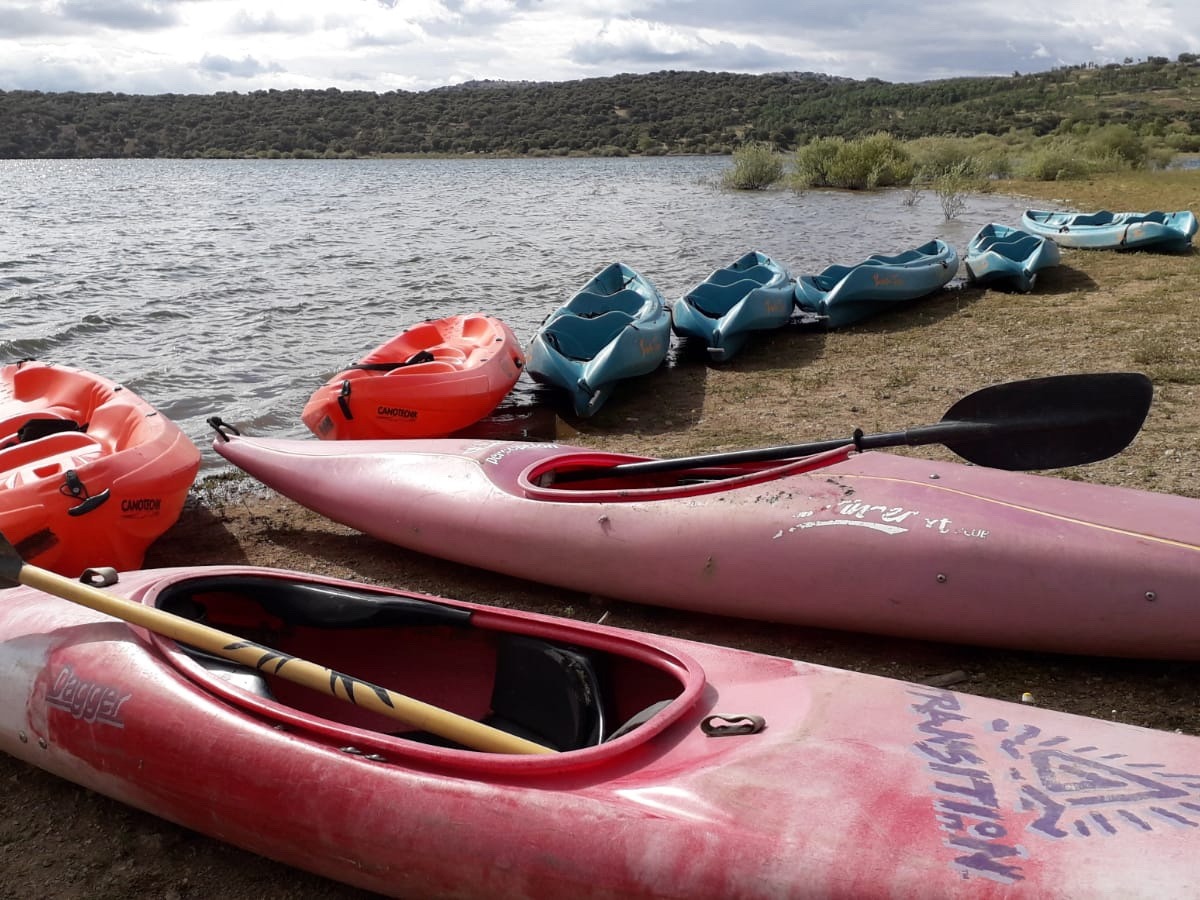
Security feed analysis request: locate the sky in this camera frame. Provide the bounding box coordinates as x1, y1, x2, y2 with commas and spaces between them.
1, 0, 1198, 96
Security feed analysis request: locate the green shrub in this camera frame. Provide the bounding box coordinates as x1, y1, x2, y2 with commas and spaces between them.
791, 136, 843, 188
721, 142, 784, 190
1087, 124, 1148, 167
791, 132, 914, 190
1017, 146, 1092, 181
906, 136, 976, 177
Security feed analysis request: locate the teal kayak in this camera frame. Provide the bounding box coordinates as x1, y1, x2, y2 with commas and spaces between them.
965, 222, 1061, 292
670, 250, 794, 362
1021, 209, 1198, 252
525, 262, 670, 417
794, 238, 959, 328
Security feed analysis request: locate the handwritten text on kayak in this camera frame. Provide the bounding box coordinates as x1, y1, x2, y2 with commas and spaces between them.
777, 498, 990, 539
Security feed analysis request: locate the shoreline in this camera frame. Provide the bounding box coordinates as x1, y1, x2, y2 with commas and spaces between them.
3, 171, 1199, 898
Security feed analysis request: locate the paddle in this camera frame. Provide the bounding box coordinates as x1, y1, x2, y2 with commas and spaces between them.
0, 531, 556, 756
554, 372, 1153, 482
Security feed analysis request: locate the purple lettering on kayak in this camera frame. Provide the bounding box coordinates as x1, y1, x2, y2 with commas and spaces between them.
988, 717, 1200, 838
911, 691, 1200, 881
377, 406, 419, 419
909, 689, 1023, 883
46, 666, 131, 727
943, 833, 1025, 882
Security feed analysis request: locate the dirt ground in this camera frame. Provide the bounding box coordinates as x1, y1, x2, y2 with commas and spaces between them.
2, 172, 1200, 899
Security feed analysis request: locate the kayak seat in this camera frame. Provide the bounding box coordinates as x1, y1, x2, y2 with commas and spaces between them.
0, 430, 105, 487
684, 282, 743, 318
484, 635, 608, 752
397, 634, 609, 752
0, 410, 80, 448
707, 264, 775, 288
541, 312, 634, 361
564, 288, 647, 319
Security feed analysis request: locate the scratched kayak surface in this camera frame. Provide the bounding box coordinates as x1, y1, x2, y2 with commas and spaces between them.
5, 565, 1200, 896
211, 434, 1200, 659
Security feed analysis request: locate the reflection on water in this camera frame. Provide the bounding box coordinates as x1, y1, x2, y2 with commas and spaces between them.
0, 157, 1036, 466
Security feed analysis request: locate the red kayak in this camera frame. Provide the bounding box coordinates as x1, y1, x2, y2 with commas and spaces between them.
211, 429, 1200, 659
1, 360, 200, 576
301, 313, 525, 440
5, 564, 1200, 896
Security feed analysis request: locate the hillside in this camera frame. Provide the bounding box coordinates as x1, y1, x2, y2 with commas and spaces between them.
1, 55, 1198, 159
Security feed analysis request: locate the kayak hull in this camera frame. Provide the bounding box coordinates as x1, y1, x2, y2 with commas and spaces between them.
965, 222, 1062, 292
670, 250, 795, 362
211, 435, 1200, 659
794, 239, 959, 328
1021, 209, 1198, 252
301, 313, 524, 440
6, 565, 1200, 896
0, 360, 200, 577
525, 263, 670, 417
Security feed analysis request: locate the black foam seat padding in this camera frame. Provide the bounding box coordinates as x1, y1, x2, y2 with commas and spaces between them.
485, 635, 607, 751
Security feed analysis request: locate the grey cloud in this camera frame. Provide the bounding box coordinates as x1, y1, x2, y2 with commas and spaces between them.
0, 3, 81, 38
0, 55, 211, 93
634, 0, 861, 33
197, 53, 285, 79
348, 29, 418, 48
619, 1, 1118, 82
421, 0, 545, 39
57, 0, 182, 31
569, 27, 796, 74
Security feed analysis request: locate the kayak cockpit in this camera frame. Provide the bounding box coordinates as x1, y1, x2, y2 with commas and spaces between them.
145, 572, 703, 770
519, 445, 854, 502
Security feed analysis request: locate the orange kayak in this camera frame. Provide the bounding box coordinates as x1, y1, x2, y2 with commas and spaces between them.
0, 360, 200, 577
301, 314, 525, 440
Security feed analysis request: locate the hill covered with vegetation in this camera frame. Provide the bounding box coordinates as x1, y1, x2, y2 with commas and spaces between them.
1, 55, 1198, 159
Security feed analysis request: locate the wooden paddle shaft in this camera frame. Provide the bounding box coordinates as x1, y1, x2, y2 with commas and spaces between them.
15, 565, 555, 756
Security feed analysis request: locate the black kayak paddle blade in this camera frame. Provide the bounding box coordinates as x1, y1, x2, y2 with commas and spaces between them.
903, 372, 1153, 470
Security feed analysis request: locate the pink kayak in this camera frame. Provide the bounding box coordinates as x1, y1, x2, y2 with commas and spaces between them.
211, 431, 1200, 659
5, 564, 1200, 896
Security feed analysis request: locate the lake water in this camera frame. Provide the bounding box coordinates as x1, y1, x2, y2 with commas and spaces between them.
0, 157, 1037, 469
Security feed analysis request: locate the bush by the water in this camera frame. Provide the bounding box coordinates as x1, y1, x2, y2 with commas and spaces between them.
720, 121, 1172, 195
790, 133, 915, 190
721, 142, 784, 190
